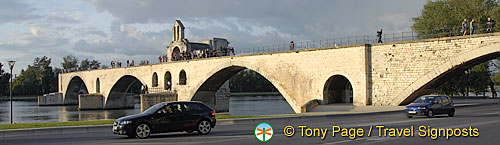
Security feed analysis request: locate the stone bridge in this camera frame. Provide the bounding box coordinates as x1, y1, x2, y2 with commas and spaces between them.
55, 33, 500, 113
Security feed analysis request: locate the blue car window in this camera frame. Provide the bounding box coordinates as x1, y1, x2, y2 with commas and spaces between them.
434, 97, 442, 104
413, 96, 434, 103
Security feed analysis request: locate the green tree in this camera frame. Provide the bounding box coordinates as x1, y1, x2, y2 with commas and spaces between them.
0, 62, 10, 97
80, 58, 90, 70
62, 55, 79, 70
33, 56, 54, 94
12, 56, 58, 95
89, 59, 101, 69
229, 69, 277, 92
415, 0, 500, 97
413, 0, 500, 38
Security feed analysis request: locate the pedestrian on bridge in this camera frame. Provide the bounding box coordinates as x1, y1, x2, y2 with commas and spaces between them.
377, 29, 383, 43
487, 17, 495, 33
470, 18, 475, 35
462, 18, 468, 36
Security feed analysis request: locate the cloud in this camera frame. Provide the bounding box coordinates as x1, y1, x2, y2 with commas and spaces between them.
0, 25, 69, 51
0, 0, 40, 24
87, 0, 427, 43
1, 0, 430, 76
72, 27, 107, 37
73, 21, 169, 56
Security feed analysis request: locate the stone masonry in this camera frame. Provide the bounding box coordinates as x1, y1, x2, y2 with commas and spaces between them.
58, 33, 500, 113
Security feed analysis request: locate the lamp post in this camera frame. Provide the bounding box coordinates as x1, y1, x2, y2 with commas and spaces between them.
7, 61, 15, 124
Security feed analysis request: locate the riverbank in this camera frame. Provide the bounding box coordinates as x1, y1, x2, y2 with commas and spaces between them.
0, 120, 114, 130
0, 95, 38, 101
0, 113, 293, 130
230, 92, 280, 96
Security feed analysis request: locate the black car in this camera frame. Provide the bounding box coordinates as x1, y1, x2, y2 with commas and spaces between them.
113, 101, 216, 139
405, 95, 455, 118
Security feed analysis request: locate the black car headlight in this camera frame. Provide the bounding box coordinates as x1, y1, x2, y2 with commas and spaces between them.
120, 120, 132, 125
417, 107, 426, 110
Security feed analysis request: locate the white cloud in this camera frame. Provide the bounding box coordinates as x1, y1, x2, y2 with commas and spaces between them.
1, 0, 430, 75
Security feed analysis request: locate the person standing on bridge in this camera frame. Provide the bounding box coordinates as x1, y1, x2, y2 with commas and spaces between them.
290, 41, 295, 50
462, 18, 468, 36
470, 18, 475, 35
487, 17, 495, 33
377, 29, 383, 43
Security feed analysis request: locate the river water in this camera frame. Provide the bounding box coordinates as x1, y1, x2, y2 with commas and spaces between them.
0, 95, 294, 124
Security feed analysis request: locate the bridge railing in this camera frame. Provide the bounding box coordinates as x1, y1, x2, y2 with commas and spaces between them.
143, 87, 172, 94
235, 23, 495, 55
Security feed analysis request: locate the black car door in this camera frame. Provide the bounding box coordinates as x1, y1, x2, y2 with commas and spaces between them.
181, 103, 203, 129
162, 103, 186, 132
150, 104, 169, 133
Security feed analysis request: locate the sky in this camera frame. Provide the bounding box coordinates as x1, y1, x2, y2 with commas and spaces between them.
0, 0, 427, 75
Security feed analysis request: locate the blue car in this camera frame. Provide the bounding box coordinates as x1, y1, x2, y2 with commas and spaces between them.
405, 95, 455, 118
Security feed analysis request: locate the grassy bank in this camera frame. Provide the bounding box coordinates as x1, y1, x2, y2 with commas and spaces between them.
0, 113, 295, 130
215, 113, 294, 119
0, 120, 115, 130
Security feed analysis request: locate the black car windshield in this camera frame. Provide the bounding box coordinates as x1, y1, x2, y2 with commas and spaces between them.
413, 96, 435, 103
143, 103, 165, 114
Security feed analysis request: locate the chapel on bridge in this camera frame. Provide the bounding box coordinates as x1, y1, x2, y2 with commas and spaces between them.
166, 20, 230, 60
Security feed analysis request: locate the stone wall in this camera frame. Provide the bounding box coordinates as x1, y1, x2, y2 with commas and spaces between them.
213, 81, 230, 112
370, 33, 500, 105
140, 92, 178, 112
38, 93, 64, 106
78, 94, 104, 110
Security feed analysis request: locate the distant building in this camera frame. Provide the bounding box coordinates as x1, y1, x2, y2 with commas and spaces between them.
166, 20, 230, 59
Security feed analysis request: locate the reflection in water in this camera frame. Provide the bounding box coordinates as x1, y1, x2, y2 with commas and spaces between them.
0, 100, 141, 124
0, 95, 294, 124
229, 95, 294, 116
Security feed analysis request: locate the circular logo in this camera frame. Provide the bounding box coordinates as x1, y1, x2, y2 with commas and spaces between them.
254, 122, 274, 142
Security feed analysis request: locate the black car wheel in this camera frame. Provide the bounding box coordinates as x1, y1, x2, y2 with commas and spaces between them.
197, 120, 211, 135
427, 110, 434, 118
448, 109, 455, 117
135, 123, 151, 139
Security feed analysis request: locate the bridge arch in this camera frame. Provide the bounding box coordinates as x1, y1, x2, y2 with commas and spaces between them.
64, 76, 89, 104
189, 61, 299, 113
105, 75, 145, 109
393, 43, 500, 105
323, 75, 353, 104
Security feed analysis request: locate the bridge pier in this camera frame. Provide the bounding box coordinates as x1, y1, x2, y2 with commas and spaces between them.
140, 92, 178, 112
103, 92, 135, 109
191, 81, 230, 112
78, 94, 104, 110
38, 93, 64, 106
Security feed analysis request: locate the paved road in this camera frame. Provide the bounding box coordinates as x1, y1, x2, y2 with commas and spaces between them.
1, 104, 498, 145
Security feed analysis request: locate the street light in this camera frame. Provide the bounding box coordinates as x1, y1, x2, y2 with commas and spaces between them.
7, 60, 15, 124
